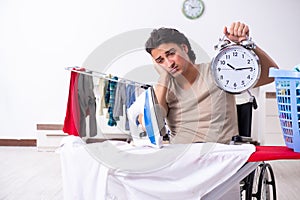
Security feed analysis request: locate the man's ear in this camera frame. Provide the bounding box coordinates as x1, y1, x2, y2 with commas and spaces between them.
181, 44, 188, 53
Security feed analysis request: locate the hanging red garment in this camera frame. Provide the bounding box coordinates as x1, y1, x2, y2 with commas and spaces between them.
63, 71, 80, 136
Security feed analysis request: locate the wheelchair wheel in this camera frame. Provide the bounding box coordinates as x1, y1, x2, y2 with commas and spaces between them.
251, 163, 277, 200
241, 162, 277, 200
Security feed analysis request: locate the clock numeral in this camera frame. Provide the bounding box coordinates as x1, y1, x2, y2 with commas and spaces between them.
220, 75, 223, 80
247, 59, 251, 64
220, 60, 226, 65
226, 80, 229, 85
226, 55, 230, 59
241, 80, 245, 85
233, 83, 237, 88
233, 52, 238, 57
247, 75, 251, 79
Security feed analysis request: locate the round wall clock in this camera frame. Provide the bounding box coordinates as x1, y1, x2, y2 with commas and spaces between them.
182, 0, 205, 19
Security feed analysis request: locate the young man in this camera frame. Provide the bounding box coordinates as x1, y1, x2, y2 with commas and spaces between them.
144, 22, 278, 144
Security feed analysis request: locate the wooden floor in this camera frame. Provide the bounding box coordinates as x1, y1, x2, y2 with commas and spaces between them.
0, 147, 63, 200
0, 146, 300, 200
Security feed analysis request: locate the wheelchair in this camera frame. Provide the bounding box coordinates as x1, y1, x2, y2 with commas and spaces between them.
235, 100, 277, 200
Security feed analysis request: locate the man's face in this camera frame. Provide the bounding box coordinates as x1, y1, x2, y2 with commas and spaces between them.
151, 43, 191, 77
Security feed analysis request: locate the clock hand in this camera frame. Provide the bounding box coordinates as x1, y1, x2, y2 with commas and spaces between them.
227, 63, 236, 70
236, 67, 253, 71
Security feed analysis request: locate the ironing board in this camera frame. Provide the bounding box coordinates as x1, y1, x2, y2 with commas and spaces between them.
59, 136, 300, 200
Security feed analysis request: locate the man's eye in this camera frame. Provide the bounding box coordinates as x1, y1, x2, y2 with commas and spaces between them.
156, 58, 164, 64
166, 49, 176, 56
168, 50, 176, 55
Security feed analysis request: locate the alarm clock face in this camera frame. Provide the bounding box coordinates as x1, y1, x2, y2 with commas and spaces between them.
211, 45, 260, 93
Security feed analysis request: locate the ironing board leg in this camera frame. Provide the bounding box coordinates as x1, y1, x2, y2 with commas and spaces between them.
202, 162, 260, 200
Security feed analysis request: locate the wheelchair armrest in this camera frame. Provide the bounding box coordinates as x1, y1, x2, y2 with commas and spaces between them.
231, 135, 260, 145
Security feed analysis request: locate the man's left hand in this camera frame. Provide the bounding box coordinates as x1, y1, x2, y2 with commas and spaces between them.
223, 21, 249, 43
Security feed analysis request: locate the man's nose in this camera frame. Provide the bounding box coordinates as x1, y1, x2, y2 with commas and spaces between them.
166, 58, 175, 68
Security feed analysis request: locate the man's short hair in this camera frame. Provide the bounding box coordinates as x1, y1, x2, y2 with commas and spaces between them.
145, 28, 196, 63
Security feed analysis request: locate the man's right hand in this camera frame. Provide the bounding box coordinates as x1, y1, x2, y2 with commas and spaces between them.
154, 64, 170, 88
138, 114, 146, 132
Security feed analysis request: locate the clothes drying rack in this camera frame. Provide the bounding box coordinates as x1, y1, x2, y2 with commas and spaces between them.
65, 66, 152, 90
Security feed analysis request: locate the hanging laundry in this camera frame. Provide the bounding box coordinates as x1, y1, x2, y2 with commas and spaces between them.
113, 80, 126, 119
97, 77, 109, 116
63, 71, 80, 136
104, 74, 112, 111
106, 76, 118, 126
134, 85, 145, 98
77, 74, 97, 137
125, 84, 136, 130
64, 67, 153, 135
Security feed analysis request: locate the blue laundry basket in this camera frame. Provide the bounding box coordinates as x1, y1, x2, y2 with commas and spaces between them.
269, 68, 300, 152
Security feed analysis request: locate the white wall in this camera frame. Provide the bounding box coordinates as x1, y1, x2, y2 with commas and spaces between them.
1, 0, 300, 139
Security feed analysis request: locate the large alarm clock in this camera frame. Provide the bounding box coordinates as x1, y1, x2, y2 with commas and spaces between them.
211, 37, 261, 94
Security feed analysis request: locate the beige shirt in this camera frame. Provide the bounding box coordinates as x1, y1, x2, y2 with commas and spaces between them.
165, 63, 238, 144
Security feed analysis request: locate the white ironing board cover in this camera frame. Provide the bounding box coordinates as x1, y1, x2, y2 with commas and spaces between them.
59, 136, 255, 200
